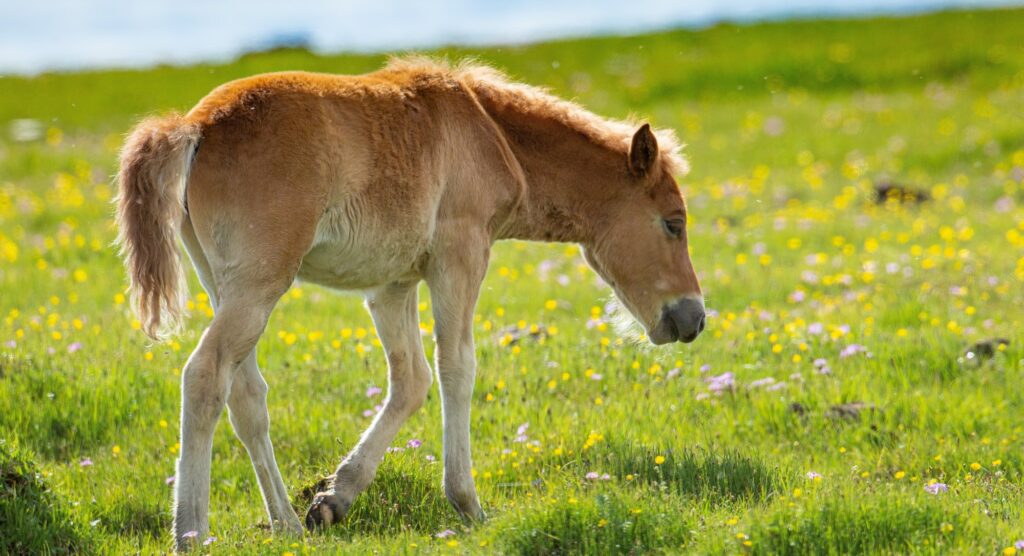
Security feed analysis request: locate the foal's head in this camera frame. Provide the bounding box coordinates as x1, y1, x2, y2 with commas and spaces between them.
582, 124, 705, 345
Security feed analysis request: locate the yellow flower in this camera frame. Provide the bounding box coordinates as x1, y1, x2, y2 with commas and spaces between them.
1003, 547, 1016, 556
894, 471, 906, 479
654, 455, 666, 465
970, 462, 981, 471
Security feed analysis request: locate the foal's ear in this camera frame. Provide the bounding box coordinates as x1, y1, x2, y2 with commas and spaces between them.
628, 123, 659, 178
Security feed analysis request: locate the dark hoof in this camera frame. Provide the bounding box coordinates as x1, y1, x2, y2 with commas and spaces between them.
304, 493, 348, 531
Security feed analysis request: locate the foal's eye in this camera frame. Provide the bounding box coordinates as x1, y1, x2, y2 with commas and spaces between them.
662, 217, 685, 239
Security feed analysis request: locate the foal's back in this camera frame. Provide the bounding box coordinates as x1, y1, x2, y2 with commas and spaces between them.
184, 68, 473, 291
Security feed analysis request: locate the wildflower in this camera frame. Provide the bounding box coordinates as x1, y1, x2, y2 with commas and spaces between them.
182, 530, 199, 539
515, 423, 529, 442
924, 483, 948, 494
67, 342, 82, 353
366, 385, 382, 398
203, 537, 216, 546
166, 475, 175, 485
894, 471, 906, 479
79, 458, 93, 467
840, 344, 867, 358
585, 471, 600, 481
748, 377, 776, 389
806, 471, 822, 481
1015, 540, 1024, 551
654, 455, 666, 465
705, 372, 735, 392
436, 529, 456, 539
407, 438, 422, 449
970, 462, 982, 471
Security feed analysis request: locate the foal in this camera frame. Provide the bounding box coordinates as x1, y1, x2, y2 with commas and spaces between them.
116, 57, 704, 549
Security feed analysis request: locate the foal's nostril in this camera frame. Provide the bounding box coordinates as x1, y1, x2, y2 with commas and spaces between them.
665, 297, 706, 342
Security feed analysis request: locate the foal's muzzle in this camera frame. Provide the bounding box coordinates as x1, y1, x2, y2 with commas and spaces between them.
650, 297, 706, 345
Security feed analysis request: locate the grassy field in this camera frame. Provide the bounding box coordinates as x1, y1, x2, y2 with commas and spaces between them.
2, 7, 1024, 554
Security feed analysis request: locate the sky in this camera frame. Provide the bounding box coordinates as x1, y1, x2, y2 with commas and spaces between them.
1, 0, 1020, 74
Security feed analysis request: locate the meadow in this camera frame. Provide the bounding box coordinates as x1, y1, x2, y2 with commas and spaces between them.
2, 7, 1024, 554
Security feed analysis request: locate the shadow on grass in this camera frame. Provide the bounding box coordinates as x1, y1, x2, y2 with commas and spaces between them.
585, 443, 783, 504
94, 495, 169, 541
748, 498, 971, 555
494, 492, 690, 555
1, 439, 93, 554
295, 453, 457, 539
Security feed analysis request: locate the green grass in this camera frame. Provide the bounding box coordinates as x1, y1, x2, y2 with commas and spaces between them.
2, 6, 1024, 554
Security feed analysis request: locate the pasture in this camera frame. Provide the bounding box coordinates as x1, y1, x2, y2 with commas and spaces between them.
2, 7, 1024, 554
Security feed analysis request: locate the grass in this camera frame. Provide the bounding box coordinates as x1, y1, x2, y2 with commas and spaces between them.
1, 6, 1024, 554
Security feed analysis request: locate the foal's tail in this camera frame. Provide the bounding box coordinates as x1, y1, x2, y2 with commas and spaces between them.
116, 114, 201, 340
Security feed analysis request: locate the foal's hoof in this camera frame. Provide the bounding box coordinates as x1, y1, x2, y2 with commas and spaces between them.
304, 492, 349, 531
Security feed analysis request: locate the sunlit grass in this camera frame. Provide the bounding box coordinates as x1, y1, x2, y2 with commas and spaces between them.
2, 7, 1024, 554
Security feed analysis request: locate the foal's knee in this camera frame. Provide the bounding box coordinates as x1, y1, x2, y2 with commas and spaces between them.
387, 351, 432, 416
182, 354, 231, 432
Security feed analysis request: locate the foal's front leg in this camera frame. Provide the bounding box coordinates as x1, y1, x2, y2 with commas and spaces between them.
426, 240, 489, 521
305, 282, 432, 529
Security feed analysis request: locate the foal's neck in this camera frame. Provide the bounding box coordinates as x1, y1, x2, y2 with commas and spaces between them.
487, 110, 626, 245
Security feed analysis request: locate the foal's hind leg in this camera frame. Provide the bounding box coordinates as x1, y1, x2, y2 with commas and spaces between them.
305, 282, 432, 529
228, 351, 304, 534
179, 216, 302, 539
173, 294, 282, 549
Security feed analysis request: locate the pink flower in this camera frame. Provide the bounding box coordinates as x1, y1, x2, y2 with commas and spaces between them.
79, 458, 93, 467
67, 342, 83, 353
585, 472, 600, 480
182, 530, 199, 539
407, 438, 422, 449
748, 377, 776, 389
436, 529, 456, 539
806, 471, 822, 480
840, 344, 866, 358
203, 537, 216, 546
924, 483, 948, 495
705, 372, 735, 392
165, 475, 175, 485
366, 385, 382, 398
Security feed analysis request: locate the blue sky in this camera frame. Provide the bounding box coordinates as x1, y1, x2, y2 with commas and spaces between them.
1, 0, 1020, 74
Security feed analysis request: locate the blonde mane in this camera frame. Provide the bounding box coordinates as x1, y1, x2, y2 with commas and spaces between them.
383, 56, 689, 178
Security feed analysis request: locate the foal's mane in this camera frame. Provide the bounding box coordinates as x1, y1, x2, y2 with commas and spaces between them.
384, 56, 689, 177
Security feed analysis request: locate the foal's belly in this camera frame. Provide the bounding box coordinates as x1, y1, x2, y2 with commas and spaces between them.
295, 204, 432, 290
